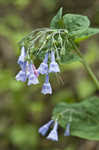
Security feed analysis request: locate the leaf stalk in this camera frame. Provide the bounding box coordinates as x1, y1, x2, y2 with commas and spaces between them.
71, 40, 99, 90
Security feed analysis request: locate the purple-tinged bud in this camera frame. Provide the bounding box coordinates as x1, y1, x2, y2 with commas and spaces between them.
64, 124, 70, 136
16, 70, 27, 82
47, 120, 58, 141
49, 51, 60, 73
41, 74, 52, 95
38, 53, 48, 75
32, 64, 39, 77
38, 120, 54, 136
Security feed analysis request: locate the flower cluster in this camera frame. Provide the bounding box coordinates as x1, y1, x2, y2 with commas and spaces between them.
16, 46, 39, 85
16, 46, 60, 95
16, 28, 70, 142
39, 120, 70, 141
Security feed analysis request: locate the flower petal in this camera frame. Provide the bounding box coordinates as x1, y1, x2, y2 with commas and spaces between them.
47, 121, 58, 141
49, 61, 60, 73
39, 120, 54, 136
16, 70, 27, 82
28, 74, 39, 85
64, 124, 70, 136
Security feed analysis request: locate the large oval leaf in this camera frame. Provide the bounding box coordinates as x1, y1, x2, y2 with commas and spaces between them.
52, 96, 99, 141
74, 27, 99, 43
63, 14, 90, 36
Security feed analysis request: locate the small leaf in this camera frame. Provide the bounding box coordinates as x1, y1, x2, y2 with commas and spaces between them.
50, 7, 64, 29
63, 14, 90, 36
52, 96, 99, 141
75, 28, 99, 43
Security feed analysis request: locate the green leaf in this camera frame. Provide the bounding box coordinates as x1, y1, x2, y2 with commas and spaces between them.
75, 28, 99, 43
52, 96, 99, 141
60, 50, 81, 63
60, 40, 81, 63
50, 7, 64, 29
63, 14, 90, 36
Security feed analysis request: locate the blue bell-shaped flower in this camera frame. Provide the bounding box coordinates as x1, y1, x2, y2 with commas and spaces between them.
28, 73, 39, 85
38, 120, 54, 136
47, 120, 58, 141
41, 74, 52, 95
18, 46, 26, 69
49, 51, 60, 73
27, 63, 39, 85
16, 70, 27, 82
38, 53, 49, 75
64, 123, 70, 136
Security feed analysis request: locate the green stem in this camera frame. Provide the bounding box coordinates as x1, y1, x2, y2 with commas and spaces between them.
71, 40, 99, 90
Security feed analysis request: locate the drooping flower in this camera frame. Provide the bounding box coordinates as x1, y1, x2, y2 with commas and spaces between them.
38, 53, 49, 75
16, 60, 39, 85
64, 123, 70, 136
16, 58, 27, 82
16, 70, 27, 82
49, 51, 60, 73
38, 120, 54, 136
28, 72, 39, 85
18, 46, 26, 69
27, 62, 39, 85
47, 120, 58, 141
41, 74, 52, 95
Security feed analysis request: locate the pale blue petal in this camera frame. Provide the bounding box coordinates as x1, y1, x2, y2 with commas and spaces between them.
64, 124, 70, 136
41, 83, 52, 95
38, 120, 54, 136
47, 130, 58, 141
49, 61, 60, 73
38, 63, 48, 75
41, 74, 52, 95
38, 53, 49, 75
43, 52, 49, 64
18, 46, 26, 67
47, 121, 58, 141
16, 70, 27, 82
28, 74, 39, 85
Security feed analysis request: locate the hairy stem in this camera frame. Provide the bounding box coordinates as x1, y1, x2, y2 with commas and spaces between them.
71, 40, 99, 90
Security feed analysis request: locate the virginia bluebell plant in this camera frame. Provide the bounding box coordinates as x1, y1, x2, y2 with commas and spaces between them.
16, 7, 99, 142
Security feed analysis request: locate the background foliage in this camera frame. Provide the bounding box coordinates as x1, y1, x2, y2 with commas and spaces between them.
0, 0, 99, 150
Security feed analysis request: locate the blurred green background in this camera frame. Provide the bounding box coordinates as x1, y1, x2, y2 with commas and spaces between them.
0, 0, 99, 150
